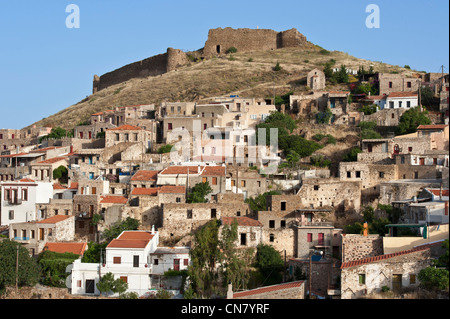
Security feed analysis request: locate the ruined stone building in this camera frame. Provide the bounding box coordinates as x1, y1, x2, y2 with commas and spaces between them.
307, 68, 326, 90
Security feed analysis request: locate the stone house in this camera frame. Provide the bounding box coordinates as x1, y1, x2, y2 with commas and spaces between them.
160, 101, 195, 117
9, 215, 75, 256
360, 108, 406, 127
130, 169, 158, 190
226, 167, 267, 199
340, 241, 442, 299
384, 92, 418, 110
220, 216, 263, 249
307, 68, 325, 90
377, 73, 420, 95
105, 124, 152, 150
30, 156, 69, 182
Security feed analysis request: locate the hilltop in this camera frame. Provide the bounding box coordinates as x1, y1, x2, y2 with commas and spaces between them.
26, 28, 421, 130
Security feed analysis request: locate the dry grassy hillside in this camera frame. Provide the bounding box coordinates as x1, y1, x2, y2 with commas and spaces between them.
28, 46, 419, 130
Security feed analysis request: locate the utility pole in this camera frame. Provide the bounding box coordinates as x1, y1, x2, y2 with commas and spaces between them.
16, 245, 19, 292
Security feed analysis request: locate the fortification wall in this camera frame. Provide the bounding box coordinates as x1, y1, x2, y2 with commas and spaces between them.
93, 48, 188, 93
202, 27, 307, 57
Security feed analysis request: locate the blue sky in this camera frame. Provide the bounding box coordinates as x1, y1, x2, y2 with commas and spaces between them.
0, 0, 448, 129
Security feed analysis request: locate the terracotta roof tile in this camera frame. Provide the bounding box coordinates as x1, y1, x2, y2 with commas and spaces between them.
100, 195, 128, 204
44, 242, 88, 255
388, 91, 418, 98
131, 187, 159, 196
37, 215, 72, 224
160, 166, 204, 175
130, 170, 158, 181
201, 166, 226, 176
428, 188, 449, 197
222, 216, 262, 227
159, 185, 186, 194
53, 183, 67, 190
19, 178, 35, 183
107, 124, 142, 131
35, 156, 67, 164
231, 281, 305, 298
107, 231, 155, 249
340, 241, 443, 269
417, 124, 448, 130
68, 182, 78, 190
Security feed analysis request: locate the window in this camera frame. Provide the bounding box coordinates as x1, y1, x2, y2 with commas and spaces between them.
389, 101, 394, 108
318, 233, 324, 245
231, 180, 235, 187
187, 209, 192, 219
281, 201, 286, 211
269, 220, 275, 228
269, 234, 274, 242
153, 259, 159, 265
347, 171, 351, 178
314, 185, 319, 191
168, 123, 173, 130
307, 233, 312, 242
9, 210, 14, 220
407, 101, 411, 108
113, 257, 121, 264
202, 177, 207, 183
22, 189, 28, 201
409, 274, 416, 284
240, 233, 247, 246
379, 171, 385, 178
389, 81, 393, 88
241, 180, 246, 187
280, 220, 286, 228
184, 259, 189, 266
211, 208, 217, 219
359, 274, 366, 285
119, 276, 128, 283
133, 255, 139, 268
176, 197, 181, 203
356, 171, 361, 178
408, 147, 412, 152
212, 177, 217, 185
407, 81, 411, 88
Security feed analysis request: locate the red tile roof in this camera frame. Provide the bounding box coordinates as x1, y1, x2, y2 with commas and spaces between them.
201, 166, 226, 176
131, 187, 159, 196
44, 242, 88, 255
130, 170, 158, 181
53, 183, 67, 190
100, 195, 128, 204
231, 281, 305, 299
37, 215, 72, 224
160, 166, 204, 175
388, 92, 418, 98
417, 124, 448, 130
159, 185, 186, 194
68, 182, 78, 190
19, 178, 35, 183
0, 152, 28, 158
427, 188, 449, 197
340, 241, 442, 269
222, 216, 262, 227
107, 231, 155, 249
107, 124, 142, 131
36, 156, 67, 164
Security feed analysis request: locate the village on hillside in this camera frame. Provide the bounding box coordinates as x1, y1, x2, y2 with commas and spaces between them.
0, 27, 449, 301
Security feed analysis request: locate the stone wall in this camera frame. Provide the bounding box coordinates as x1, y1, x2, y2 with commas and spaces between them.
341, 234, 384, 263
93, 48, 188, 93
202, 27, 307, 57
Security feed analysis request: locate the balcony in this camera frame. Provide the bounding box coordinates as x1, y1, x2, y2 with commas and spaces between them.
8, 198, 22, 205
14, 236, 30, 241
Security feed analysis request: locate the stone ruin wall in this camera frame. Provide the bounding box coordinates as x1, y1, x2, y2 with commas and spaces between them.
92, 27, 309, 93
92, 47, 188, 93
202, 27, 308, 57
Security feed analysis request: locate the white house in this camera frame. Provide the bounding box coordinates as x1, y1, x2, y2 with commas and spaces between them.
383, 92, 418, 110
0, 178, 53, 226
150, 246, 190, 274
67, 229, 159, 296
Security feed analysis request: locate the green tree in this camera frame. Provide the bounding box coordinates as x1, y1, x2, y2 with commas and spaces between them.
187, 220, 221, 298
102, 217, 140, 243
279, 135, 322, 158
52, 165, 68, 183
245, 190, 281, 212
397, 107, 432, 135
187, 182, 213, 203
285, 150, 300, 168
316, 108, 333, 124
255, 244, 284, 286
37, 250, 79, 287
273, 62, 282, 71
342, 147, 362, 162
418, 267, 449, 291
81, 241, 108, 263
0, 239, 40, 291
434, 239, 449, 270
361, 104, 378, 115
158, 144, 175, 154
96, 272, 128, 296
219, 219, 253, 292
335, 65, 349, 83
226, 47, 237, 54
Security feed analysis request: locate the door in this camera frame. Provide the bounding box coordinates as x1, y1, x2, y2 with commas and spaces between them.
392, 274, 402, 292
318, 233, 324, 246
85, 279, 95, 294
393, 144, 400, 155
173, 259, 180, 271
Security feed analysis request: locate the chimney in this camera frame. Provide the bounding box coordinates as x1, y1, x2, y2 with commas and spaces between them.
363, 222, 368, 237
227, 283, 233, 299
151, 225, 155, 234
445, 201, 449, 217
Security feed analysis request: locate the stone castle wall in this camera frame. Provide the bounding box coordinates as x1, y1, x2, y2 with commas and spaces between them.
93, 48, 188, 93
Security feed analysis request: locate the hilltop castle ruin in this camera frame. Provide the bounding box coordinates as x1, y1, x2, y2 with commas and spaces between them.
92, 27, 309, 94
